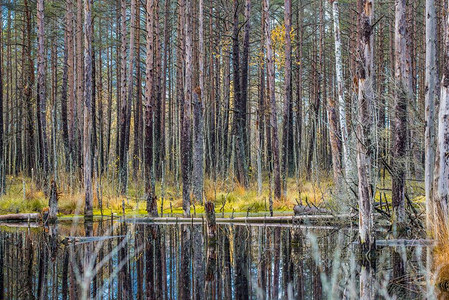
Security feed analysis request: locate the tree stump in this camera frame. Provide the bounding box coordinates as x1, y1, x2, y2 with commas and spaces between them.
46, 180, 58, 224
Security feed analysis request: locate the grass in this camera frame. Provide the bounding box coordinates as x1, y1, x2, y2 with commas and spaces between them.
0, 172, 425, 217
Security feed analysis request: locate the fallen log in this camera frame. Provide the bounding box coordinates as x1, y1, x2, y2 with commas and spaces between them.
129, 214, 358, 226
0, 213, 40, 222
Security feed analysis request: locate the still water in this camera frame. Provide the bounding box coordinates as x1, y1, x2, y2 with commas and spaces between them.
0, 219, 434, 299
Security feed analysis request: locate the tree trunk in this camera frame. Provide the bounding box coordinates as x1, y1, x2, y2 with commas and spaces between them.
264, 0, 282, 199
356, 0, 375, 261
133, 0, 142, 178
182, 0, 193, 216
192, 88, 204, 204
328, 97, 342, 182
425, 0, 438, 235
118, 0, 129, 194
62, 6, 70, 169
435, 0, 449, 242
23, 0, 35, 176
0, 5, 4, 195
83, 0, 93, 220
330, 0, 349, 176
67, 0, 75, 171
192, 0, 205, 204
282, 0, 292, 195
232, 0, 248, 187
37, 0, 49, 192
392, 0, 412, 233
76, 0, 84, 167
145, 0, 158, 216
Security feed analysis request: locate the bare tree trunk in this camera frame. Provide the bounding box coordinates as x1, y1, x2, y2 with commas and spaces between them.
282, 0, 292, 195
76, 0, 84, 167
182, 0, 193, 216
0, 5, 4, 195
192, 0, 205, 204
37, 0, 49, 192
83, 0, 93, 220
241, 0, 251, 171
232, 0, 248, 187
328, 97, 342, 182
356, 0, 375, 262
133, 0, 142, 179
264, 0, 282, 199
330, 0, 349, 176
392, 0, 412, 233
425, 0, 438, 235
145, 0, 158, 216
435, 0, 449, 242
67, 0, 75, 170
23, 0, 35, 176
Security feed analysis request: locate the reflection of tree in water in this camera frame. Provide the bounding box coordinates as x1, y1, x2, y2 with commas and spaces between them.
0, 222, 438, 299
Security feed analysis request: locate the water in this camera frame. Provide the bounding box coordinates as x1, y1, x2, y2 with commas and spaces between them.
0, 219, 435, 299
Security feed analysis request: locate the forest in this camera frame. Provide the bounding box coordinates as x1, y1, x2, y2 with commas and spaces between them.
0, 0, 449, 299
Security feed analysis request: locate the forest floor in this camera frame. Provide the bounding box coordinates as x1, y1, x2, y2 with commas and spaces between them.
0, 173, 426, 217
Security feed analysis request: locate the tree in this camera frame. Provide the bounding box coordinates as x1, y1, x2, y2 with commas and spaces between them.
0, 5, 3, 195
232, 0, 249, 187
192, 0, 206, 204
83, 0, 93, 220
356, 0, 375, 256
425, 0, 437, 235
263, 0, 281, 199
435, 0, 449, 242
282, 0, 292, 195
145, 0, 158, 216
37, 0, 49, 191
330, 0, 349, 177
392, 0, 412, 233
182, 0, 193, 216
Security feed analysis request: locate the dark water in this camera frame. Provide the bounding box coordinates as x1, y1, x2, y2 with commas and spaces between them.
0, 220, 433, 299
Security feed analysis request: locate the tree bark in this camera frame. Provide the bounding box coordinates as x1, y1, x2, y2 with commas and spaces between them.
435, 0, 449, 242
0, 5, 4, 195
37, 0, 49, 192
83, 0, 93, 220
192, 0, 205, 204
145, 0, 158, 216
330, 0, 349, 176
232, 0, 249, 187
356, 0, 375, 261
264, 0, 282, 199
425, 0, 438, 235
392, 0, 412, 233
182, 0, 193, 216
282, 0, 292, 195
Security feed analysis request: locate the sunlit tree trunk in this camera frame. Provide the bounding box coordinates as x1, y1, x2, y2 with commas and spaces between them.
356, 0, 375, 260
83, 0, 93, 220
425, 0, 437, 235
330, 0, 349, 176
435, 0, 449, 242
263, 0, 282, 199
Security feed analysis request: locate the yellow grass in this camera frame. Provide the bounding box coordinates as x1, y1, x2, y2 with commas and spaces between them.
0, 173, 425, 217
